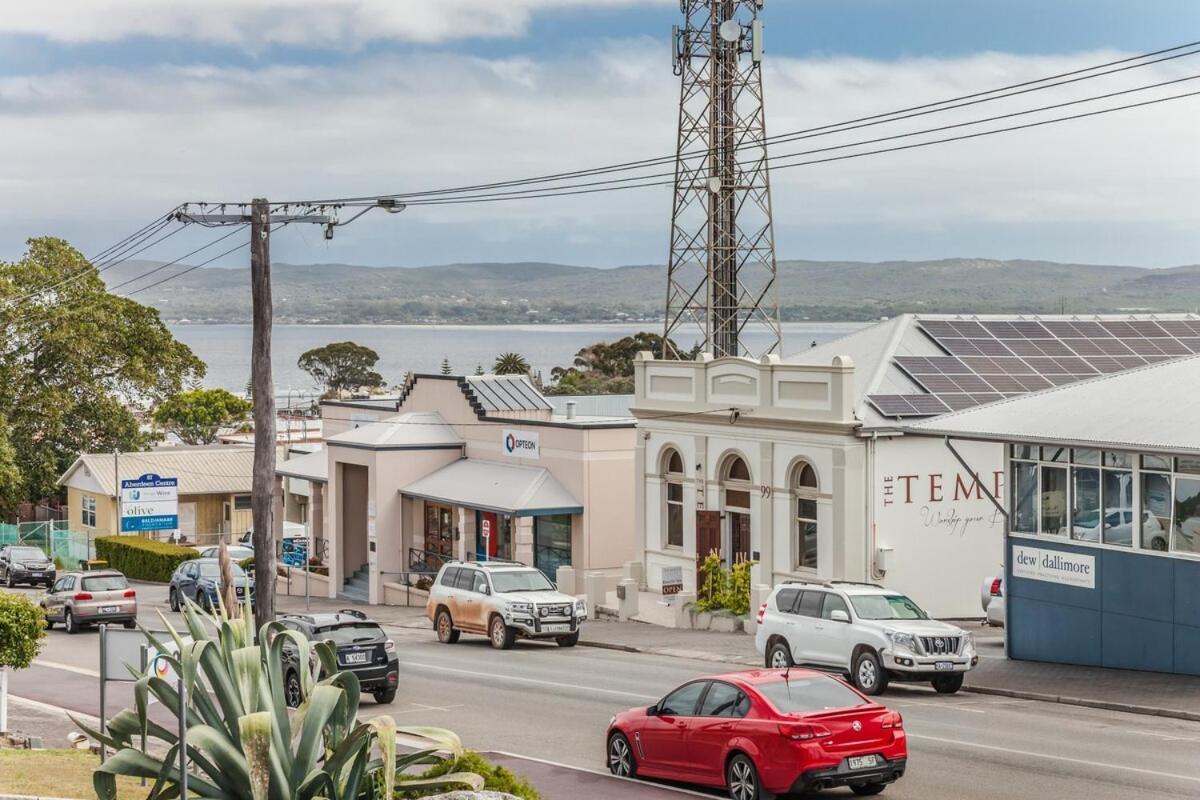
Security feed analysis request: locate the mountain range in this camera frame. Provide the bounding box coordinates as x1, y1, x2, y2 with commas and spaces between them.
104, 258, 1200, 324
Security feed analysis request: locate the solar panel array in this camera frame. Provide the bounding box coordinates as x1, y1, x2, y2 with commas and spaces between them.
867, 317, 1200, 418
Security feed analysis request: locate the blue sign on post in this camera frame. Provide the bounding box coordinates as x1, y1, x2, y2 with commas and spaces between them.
281, 537, 309, 567
120, 473, 179, 533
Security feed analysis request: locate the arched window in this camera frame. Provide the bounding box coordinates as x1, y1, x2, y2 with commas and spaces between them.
721, 455, 753, 563
662, 448, 684, 548
793, 461, 819, 570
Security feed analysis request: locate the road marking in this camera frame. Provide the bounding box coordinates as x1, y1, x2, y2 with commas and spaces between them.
33, 659, 101, 678
909, 733, 1200, 784
398, 659, 658, 701
1128, 729, 1200, 744
9, 694, 101, 726
488, 750, 716, 798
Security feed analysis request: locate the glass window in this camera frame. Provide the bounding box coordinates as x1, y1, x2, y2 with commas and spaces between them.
234, 494, 253, 511
1172, 478, 1200, 554
1073, 449, 1100, 466
534, 515, 572, 577
796, 591, 824, 618
1072, 467, 1101, 542
454, 568, 476, 591
666, 483, 683, 549
1041, 466, 1068, 535
726, 457, 750, 482
472, 572, 489, 593
796, 463, 817, 489
1041, 446, 1069, 463
821, 593, 850, 620
439, 566, 461, 587
1011, 444, 1036, 460
490, 568, 555, 593
658, 681, 707, 716
699, 682, 747, 718
198, 562, 246, 578
1011, 462, 1037, 533
312, 622, 386, 646
666, 450, 683, 475
848, 594, 929, 621
1102, 470, 1134, 547
81, 495, 97, 528
1102, 452, 1132, 469
1141, 472, 1172, 551
725, 489, 751, 509
1177, 458, 1200, 475
756, 674, 868, 714
774, 587, 800, 613
1142, 455, 1172, 472
796, 498, 818, 570
82, 575, 128, 591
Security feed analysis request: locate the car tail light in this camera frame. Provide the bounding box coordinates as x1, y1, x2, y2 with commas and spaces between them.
777, 722, 832, 741
990, 578, 1003, 597
74, 592, 93, 601
881, 711, 903, 730
384, 639, 396, 653
123, 589, 137, 598
756, 601, 768, 625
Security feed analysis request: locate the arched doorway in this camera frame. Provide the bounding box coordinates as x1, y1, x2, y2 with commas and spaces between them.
720, 454, 753, 564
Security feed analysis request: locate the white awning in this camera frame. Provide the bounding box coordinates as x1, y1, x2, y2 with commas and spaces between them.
400, 459, 582, 517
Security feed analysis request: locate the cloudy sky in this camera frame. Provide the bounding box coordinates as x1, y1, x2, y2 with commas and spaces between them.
2, 0, 1198, 269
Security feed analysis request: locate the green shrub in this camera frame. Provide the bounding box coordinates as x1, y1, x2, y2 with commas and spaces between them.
414, 575, 433, 592
695, 554, 755, 616
238, 555, 255, 571
0, 592, 46, 669
94, 535, 199, 582
398, 750, 540, 800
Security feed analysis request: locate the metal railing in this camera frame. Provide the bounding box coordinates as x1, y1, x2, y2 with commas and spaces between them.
407, 546, 473, 574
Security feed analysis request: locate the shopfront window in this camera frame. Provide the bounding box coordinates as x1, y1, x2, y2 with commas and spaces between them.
424, 503, 455, 566
792, 462, 819, 570
1173, 478, 1200, 555
721, 455, 753, 564
534, 515, 572, 576
662, 449, 684, 549
1071, 466, 1101, 542
476, 511, 513, 561
1040, 466, 1067, 535
1102, 467, 1134, 547
1011, 461, 1037, 533
1141, 471, 1171, 551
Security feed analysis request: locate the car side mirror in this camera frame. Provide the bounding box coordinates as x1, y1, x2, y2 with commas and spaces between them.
830, 609, 850, 623
646, 704, 659, 717
480, 585, 491, 595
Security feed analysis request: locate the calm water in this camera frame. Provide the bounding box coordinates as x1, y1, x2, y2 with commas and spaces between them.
168, 322, 869, 392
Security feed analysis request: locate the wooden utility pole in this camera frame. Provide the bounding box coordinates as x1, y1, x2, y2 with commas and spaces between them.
249, 198, 276, 631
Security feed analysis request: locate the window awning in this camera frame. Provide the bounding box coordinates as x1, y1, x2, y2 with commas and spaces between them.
400, 459, 582, 517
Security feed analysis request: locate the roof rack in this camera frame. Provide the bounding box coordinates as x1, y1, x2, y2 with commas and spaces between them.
279, 613, 316, 624
780, 579, 833, 588
338, 608, 369, 619
827, 581, 885, 589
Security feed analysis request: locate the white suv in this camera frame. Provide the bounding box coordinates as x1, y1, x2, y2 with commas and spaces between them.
426, 560, 587, 650
754, 581, 977, 695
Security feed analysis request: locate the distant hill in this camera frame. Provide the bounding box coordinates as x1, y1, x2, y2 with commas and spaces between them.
103, 258, 1200, 324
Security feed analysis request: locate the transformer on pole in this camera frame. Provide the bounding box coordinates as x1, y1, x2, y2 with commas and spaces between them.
663, 0, 781, 359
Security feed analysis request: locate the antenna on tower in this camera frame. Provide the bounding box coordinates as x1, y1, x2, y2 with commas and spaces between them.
663, 0, 781, 360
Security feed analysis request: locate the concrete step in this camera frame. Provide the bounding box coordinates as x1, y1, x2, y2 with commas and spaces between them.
337, 587, 368, 603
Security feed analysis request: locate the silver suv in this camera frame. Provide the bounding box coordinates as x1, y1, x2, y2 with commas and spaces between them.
426, 560, 586, 650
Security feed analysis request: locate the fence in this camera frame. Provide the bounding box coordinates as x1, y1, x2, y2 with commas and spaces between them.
0, 521, 95, 566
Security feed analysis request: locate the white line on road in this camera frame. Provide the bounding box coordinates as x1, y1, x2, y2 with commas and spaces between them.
909, 733, 1200, 784
398, 659, 658, 701
33, 659, 101, 678
10, 694, 100, 726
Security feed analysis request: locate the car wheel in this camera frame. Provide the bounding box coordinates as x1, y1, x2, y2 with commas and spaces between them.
489, 615, 515, 650
373, 689, 397, 705
932, 674, 964, 694
285, 671, 303, 708
853, 650, 888, 696
169, 588, 180, 612
766, 641, 793, 669
727, 753, 772, 800
556, 632, 579, 647
851, 783, 887, 796
64, 609, 79, 635
1151, 537, 1167, 551
4, 570, 12, 588
435, 609, 460, 644
607, 732, 636, 778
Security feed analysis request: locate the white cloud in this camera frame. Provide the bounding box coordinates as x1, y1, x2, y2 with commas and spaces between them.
1, 1, 671, 47
1, 43, 1197, 267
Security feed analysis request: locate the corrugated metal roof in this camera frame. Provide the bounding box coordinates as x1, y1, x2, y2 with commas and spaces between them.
58, 446, 254, 496
465, 375, 553, 412
546, 394, 635, 418
904, 353, 1200, 455
400, 458, 582, 516
326, 411, 464, 450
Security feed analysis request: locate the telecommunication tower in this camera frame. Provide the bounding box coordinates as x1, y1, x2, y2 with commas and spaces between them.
663, 0, 781, 359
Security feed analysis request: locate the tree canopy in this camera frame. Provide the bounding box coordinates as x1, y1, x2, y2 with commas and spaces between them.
152, 388, 252, 445
545, 332, 693, 395
0, 237, 205, 508
297, 341, 384, 396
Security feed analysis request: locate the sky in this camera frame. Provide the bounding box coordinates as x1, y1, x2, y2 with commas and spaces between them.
2, 0, 1198, 270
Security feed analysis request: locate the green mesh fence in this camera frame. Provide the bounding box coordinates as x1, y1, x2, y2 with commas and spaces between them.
0, 521, 94, 567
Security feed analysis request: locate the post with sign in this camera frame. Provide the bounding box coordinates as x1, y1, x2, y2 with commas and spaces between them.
120, 474, 179, 536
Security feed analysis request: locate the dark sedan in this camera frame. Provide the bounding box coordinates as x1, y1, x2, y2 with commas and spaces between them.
168, 558, 254, 612
0, 545, 56, 588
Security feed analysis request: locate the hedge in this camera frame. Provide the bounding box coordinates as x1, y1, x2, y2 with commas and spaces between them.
95, 536, 200, 582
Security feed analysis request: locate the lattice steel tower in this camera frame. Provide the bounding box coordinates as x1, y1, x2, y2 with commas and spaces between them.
663, 0, 781, 359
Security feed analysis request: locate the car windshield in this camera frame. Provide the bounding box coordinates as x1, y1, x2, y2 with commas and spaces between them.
11, 547, 46, 560
82, 575, 128, 591
197, 562, 247, 578
490, 569, 555, 593
849, 594, 928, 621
314, 622, 385, 645
756, 674, 868, 714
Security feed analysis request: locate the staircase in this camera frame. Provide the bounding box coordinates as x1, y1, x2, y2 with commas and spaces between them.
338, 565, 370, 603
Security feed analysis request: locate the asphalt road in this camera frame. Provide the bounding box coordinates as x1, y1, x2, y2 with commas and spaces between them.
7, 584, 1200, 800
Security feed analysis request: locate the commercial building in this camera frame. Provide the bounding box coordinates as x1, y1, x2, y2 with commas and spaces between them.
906, 354, 1200, 675
634, 313, 1200, 618
287, 374, 636, 603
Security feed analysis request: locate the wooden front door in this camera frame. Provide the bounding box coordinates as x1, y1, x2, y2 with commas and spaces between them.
696, 510, 721, 589
730, 512, 751, 564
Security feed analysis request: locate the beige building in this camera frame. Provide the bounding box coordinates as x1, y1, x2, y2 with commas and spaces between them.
287, 374, 636, 602
58, 446, 255, 543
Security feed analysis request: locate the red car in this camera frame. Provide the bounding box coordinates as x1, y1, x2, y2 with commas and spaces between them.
606, 668, 907, 799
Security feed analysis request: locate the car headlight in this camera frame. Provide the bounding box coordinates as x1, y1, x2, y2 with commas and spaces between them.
962, 631, 975, 650
885, 630, 917, 651
575, 599, 587, 615
506, 602, 533, 614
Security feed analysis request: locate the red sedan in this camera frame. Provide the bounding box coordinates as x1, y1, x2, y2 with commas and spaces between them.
606, 668, 907, 799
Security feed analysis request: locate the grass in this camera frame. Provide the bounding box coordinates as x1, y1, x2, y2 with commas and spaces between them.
0, 748, 144, 799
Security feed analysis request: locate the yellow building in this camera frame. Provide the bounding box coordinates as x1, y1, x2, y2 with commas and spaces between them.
58, 446, 256, 545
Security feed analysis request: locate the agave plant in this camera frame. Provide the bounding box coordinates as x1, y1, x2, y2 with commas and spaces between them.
72, 598, 482, 799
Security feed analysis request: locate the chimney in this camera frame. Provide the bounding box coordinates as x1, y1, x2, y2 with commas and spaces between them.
565, 400, 577, 420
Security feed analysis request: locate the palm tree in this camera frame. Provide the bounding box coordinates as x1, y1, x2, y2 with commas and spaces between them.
493, 352, 531, 375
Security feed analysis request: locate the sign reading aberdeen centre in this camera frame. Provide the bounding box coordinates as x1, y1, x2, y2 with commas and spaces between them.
120, 473, 179, 533
501, 429, 539, 459
1011, 544, 1096, 589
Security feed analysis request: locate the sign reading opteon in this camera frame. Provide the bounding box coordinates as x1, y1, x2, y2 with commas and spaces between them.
1011, 544, 1095, 589
120, 473, 179, 532
501, 429, 539, 459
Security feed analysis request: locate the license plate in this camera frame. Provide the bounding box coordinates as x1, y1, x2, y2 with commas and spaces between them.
100, 605, 120, 614
935, 661, 955, 671
31, 572, 43, 577
543, 623, 570, 633
848, 755, 878, 771
342, 652, 369, 665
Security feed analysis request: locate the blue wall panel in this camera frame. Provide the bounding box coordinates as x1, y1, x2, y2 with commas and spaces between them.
1101, 612, 1174, 672
1009, 596, 1101, 666
1175, 624, 1200, 676
1101, 549, 1173, 623
1174, 559, 1200, 630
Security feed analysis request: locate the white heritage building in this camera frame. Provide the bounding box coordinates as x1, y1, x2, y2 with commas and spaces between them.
634, 313, 1200, 618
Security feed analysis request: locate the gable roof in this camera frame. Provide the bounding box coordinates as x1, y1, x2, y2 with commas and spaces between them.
904, 353, 1200, 456
58, 446, 254, 497
325, 411, 464, 451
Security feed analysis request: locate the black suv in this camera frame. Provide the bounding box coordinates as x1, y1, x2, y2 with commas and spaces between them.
276, 609, 399, 706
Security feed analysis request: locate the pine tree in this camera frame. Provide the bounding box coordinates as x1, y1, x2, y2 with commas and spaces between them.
440, 357, 452, 376
474, 364, 484, 376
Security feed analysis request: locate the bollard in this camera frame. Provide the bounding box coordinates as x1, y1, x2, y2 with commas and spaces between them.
673, 591, 697, 629
584, 572, 607, 620
617, 579, 640, 622
622, 561, 645, 591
